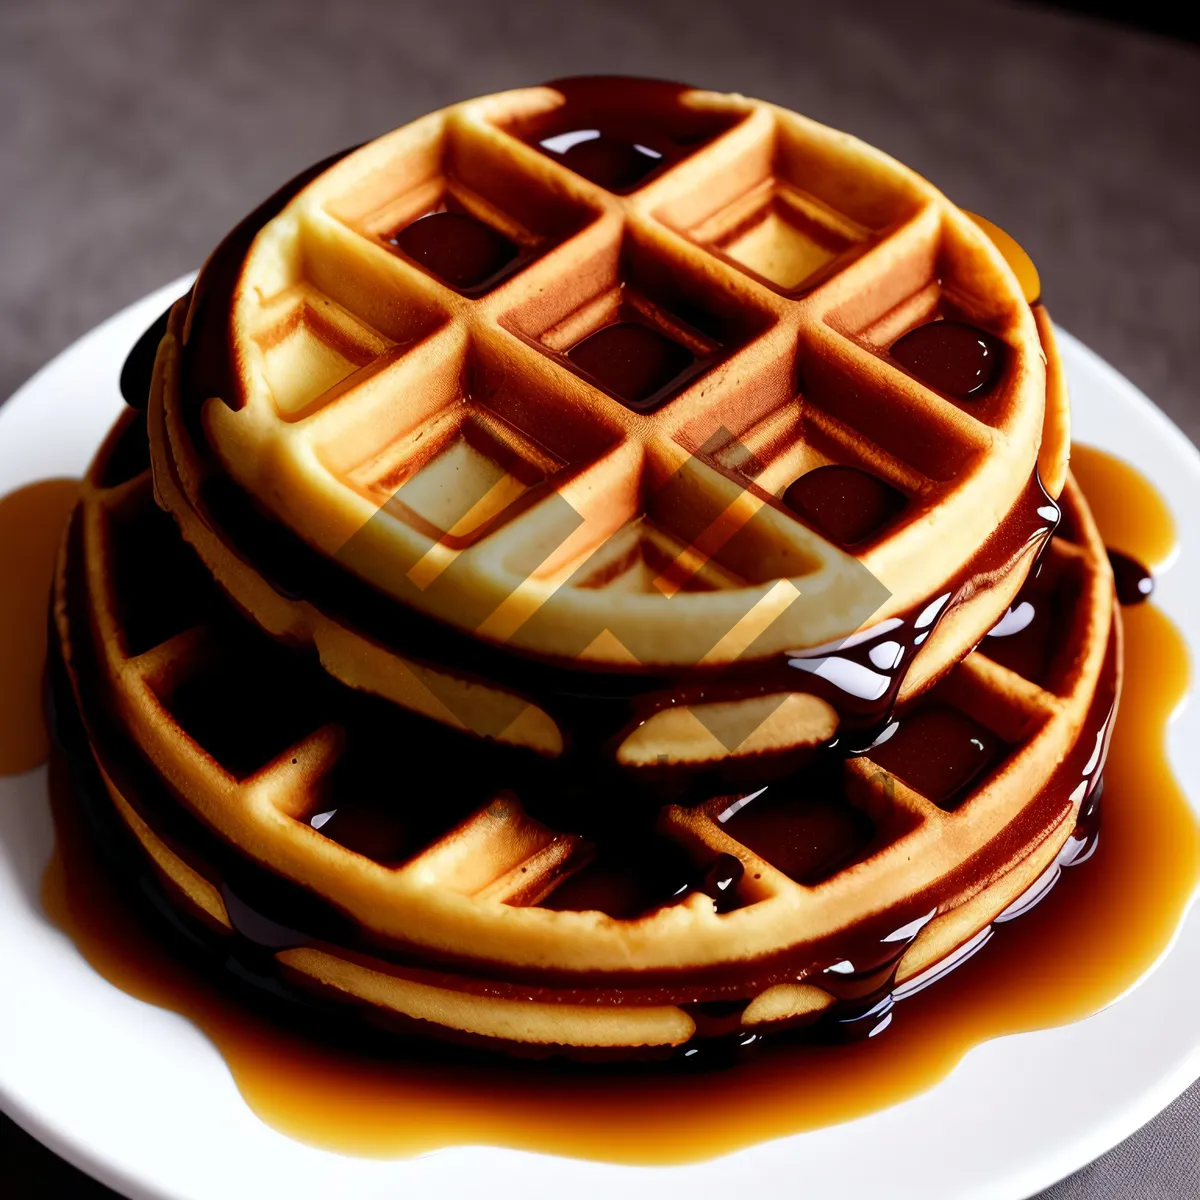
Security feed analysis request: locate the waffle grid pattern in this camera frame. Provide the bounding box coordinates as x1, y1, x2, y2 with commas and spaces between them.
198, 84, 1056, 667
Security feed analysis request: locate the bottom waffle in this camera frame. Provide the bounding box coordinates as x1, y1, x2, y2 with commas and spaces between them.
50, 411, 1119, 1058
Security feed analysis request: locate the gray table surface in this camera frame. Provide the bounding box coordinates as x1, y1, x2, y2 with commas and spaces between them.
2, 1, 1198, 1195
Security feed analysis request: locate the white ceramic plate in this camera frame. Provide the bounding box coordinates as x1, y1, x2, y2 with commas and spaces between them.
2, 277, 1199, 1200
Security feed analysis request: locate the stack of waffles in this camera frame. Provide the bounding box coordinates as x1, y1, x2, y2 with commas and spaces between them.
52, 78, 1119, 1059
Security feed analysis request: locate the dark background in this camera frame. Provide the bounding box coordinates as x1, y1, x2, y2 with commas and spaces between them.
2, 1, 1198, 1196
1030, 0, 1200, 42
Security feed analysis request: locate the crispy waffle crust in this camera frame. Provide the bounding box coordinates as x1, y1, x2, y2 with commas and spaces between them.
54, 405, 1116, 1056
52, 80, 1115, 1058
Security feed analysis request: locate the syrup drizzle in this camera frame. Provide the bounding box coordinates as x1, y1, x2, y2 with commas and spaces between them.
192, 434, 1062, 785
51, 422, 1072, 985
513, 77, 743, 195
566, 319, 698, 412
388, 210, 523, 296
890, 320, 1005, 401
867, 703, 1004, 811
1108, 550, 1154, 606
22, 443, 1198, 1163
782, 464, 907, 548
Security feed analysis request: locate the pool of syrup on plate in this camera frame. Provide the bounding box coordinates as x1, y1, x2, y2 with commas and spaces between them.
0, 445, 1197, 1165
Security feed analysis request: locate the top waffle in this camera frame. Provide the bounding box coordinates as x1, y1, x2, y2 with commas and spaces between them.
177, 77, 1064, 673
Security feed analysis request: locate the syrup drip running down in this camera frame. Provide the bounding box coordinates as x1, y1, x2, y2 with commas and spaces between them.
2, 427, 1192, 1157
775, 470, 1059, 756
1108, 550, 1154, 606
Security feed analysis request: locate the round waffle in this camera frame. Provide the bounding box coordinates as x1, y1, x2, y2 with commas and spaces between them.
180, 79, 1064, 666
53, 407, 1116, 1055
143, 78, 1071, 778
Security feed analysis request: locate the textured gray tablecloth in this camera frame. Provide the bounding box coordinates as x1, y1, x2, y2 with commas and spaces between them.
2, 1, 1198, 1195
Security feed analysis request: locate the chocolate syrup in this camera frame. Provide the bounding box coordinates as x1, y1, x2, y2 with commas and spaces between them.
202, 460, 1055, 806
173, 419, 1061, 791
567, 319, 697, 412
8, 73, 1194, 1145
541, 837, 697, 919
561, 136, 662, 192
696, 852, 745, 914
3, 76, 1194, 1160
1108, 550, 1154, 606
983, 572, 1062, 685
388, 210, 521, 296
983, 465, 1156, 703
49, 488, 1109, 1006
119, 304, 173, 409
510, 77, 744, 194
867, 704, 1004, 811
781, 464, 906, 548
890, 320, 1005, 400
92, 94, 1141, 1020
719, 764, 875, 884
43, 596, 1112, 1012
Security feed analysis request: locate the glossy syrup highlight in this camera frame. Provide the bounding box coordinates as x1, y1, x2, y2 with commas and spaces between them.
27, 444, 1200, 1164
